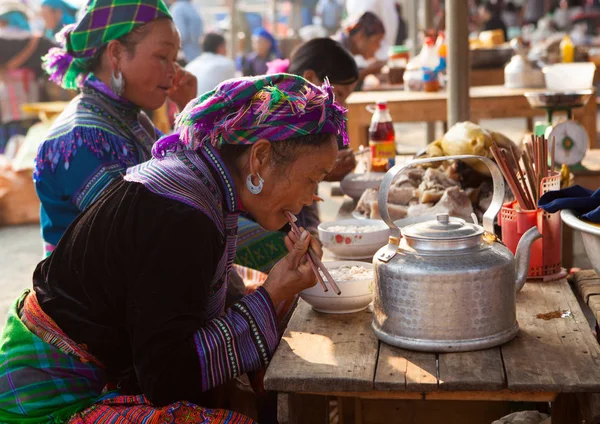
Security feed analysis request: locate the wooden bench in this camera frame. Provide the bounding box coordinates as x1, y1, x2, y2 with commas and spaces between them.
573, 270, 600, 340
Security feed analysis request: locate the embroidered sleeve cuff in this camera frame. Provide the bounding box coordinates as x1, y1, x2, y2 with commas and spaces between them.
236, 287, 280, 362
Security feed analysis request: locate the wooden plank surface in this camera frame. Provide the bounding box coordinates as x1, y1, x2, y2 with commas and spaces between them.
374, 343, 438, 392
587, 295, 600, 324
438, 348, 505, 391
347, 86, 550, 105
305, 390, 555, 402
501, 280, 600, 393
264, 300, 379, 393
573, 269, 600, 303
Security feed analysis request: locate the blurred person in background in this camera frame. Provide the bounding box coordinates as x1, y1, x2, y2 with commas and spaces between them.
502, 2, 521, 27
242, 27, 280, 76
35, 0, 196, 256
186, 32, 236, 96
345, 0, 398, 60
337, 12, 386, 88
167, 0, 203, 62
553, 0, 584, 30
524, 0, 551, 25
478, 2, 508, 40
40, 0, 78, 39
0, 2, 31, 32
301, 0, 319, 26
316, 0, 344, 35
0, 1, 58, 153
395, 2, 407, 45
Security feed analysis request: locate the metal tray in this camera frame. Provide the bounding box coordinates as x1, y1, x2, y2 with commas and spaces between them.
524, 90, 593, 109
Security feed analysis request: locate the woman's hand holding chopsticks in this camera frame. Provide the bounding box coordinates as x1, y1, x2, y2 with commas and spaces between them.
262, 227, 322, 307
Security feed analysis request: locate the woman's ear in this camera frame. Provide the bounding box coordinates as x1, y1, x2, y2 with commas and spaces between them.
248, 139, 272, 174
105, 40, 123, 71
302, 69, 321, 86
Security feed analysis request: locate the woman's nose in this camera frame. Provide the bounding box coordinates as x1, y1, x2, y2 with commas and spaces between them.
166, 61, 177, 78
301, 191, 314, 207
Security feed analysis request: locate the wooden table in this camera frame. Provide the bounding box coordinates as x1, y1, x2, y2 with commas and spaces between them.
21, 102, 69, 123
264, 278, 600, 424
345, 86, 598, 152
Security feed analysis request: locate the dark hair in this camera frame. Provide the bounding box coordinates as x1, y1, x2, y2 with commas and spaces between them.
288, 38, 359, 85
88, 17, 171, 72
202, 32, 226, 54
348, 12, 385, 37
480, 2, 500, 15
219, 132, 336, 170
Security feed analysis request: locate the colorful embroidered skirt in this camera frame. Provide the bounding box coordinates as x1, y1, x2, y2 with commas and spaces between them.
0, 291, 255, 424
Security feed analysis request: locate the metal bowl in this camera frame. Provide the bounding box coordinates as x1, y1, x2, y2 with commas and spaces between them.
524, 90, 593, 109
470, 46, 514, 69
561, 209, 600, 276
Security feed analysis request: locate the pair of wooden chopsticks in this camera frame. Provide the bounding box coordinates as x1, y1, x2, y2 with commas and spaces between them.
490, 134, 556, 211
284, 211, 341, 295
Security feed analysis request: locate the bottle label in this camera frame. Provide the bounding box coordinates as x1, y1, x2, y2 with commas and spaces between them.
369, 141, 396, 159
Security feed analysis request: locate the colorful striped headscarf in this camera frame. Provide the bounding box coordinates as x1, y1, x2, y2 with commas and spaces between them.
152, 73, 348, 158
43, 0, 171, 90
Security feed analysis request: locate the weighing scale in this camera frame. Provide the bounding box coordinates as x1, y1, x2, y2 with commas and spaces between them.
524, 90, 592, 170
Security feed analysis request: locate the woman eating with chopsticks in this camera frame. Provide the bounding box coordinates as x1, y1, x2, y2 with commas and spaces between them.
0, 73, 346, 423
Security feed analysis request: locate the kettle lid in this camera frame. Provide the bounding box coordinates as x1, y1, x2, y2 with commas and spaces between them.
402, 213, 483, 241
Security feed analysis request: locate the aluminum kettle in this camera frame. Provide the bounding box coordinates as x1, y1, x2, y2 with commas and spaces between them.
372, 155, 542, 352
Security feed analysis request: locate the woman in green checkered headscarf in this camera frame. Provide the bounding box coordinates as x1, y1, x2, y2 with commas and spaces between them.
43, 0, 196, 104
36, 0, 198, 256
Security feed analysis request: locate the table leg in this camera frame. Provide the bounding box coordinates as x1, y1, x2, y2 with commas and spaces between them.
552, 392, 600, 424
354, 398, 363, 424
426, 122, 436, 144
563, 224, 573, 271
579, 93, 598, 149
287, 393, 330, 424
526, 117, 534, 132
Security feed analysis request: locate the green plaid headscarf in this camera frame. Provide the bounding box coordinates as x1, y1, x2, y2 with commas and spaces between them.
43, 0, 171, 90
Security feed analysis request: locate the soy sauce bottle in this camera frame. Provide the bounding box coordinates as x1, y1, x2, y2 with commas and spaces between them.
368, 101, 396, 172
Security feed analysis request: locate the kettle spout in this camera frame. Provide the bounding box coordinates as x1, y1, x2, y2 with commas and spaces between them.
514, 226, 543, 293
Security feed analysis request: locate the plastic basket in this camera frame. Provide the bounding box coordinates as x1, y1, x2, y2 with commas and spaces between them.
498, 172, 563, 279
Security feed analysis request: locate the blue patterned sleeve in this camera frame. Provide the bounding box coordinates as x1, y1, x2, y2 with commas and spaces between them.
35, 146, 126, 250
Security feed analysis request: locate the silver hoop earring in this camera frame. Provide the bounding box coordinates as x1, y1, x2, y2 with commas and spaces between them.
246, 173, 264, 195
110, 70, 125, 96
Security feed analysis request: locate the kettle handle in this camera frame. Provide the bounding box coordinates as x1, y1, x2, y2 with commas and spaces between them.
376, 155, 505, 262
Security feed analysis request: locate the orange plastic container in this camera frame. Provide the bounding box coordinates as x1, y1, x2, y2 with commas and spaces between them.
498, 173, 563, 280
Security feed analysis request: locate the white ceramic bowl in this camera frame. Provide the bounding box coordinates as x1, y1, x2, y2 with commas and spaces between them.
300, 261, 374, 314
542, 63, 596, 91
561, 209, 600, 276
340, 172, 385, 201
318, 218, 390, 260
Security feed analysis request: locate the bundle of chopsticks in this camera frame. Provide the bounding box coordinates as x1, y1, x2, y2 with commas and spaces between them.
490, 134, 556, 211
284, 211, 341, 295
